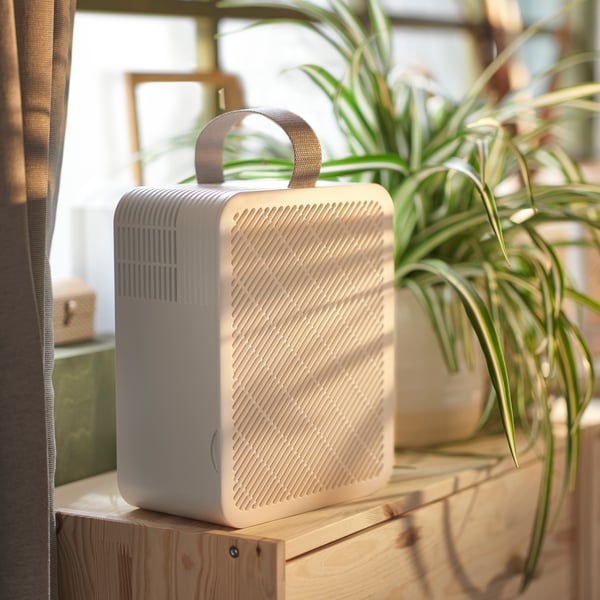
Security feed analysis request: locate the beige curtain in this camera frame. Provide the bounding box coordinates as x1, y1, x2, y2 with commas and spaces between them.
0, 0, 75, 598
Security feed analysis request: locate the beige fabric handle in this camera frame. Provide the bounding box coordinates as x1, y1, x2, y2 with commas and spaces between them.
195, 107, 322, 189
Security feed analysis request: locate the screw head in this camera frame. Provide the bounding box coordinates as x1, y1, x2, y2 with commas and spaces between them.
229, 545, 240, 559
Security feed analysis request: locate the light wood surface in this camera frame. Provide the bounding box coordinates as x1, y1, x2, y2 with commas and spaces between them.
58, 514, 284, 599
55, 415, 600, 600
55, 435, 535, 556
286, 462, 575, 599
575, 401, 600, 599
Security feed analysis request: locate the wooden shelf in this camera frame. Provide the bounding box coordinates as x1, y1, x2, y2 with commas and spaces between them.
56, 410, 600, 599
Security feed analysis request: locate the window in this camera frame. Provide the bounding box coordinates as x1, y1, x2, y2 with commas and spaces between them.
54, 0, 593, 336
52, 13, 198, 333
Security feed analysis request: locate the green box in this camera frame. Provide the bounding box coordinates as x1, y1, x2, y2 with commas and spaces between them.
53, 336, 116, 486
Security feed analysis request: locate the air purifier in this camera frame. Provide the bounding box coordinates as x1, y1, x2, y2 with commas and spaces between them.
115, 108, 394, 527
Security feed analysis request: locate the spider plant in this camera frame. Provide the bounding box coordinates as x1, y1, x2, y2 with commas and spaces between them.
219, 0, 600, 588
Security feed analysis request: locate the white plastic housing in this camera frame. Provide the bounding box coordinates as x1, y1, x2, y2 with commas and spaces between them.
114, 180, 394, 527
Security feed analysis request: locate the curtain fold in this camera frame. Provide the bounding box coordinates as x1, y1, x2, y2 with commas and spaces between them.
0, 1, 75, 598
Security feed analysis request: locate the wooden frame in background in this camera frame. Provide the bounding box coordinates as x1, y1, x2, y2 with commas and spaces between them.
125, 71, 244, 184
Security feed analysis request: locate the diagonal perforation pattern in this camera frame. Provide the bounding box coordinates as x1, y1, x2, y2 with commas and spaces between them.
230, 200, 387, 511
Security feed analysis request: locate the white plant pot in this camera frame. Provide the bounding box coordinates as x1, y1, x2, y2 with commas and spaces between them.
394, 288, 487, 448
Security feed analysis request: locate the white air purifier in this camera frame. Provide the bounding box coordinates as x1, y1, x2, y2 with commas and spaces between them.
115, 108, 394, 527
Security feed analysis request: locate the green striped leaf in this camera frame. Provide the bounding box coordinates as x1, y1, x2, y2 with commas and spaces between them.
403, 281, 458, 372
521, 405, 554, 590
320, 154, 409, 178
366, 0, 392, 70
298, 64, 378, 152
517, 82, 600, 110
398, 259, 518, 466
443, 158, 509, 262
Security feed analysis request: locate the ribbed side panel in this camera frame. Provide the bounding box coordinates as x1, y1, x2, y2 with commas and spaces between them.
115, 188, 181, 302
115, 226, 178, 302
230, 200, 387, 511
114, 186, 234, 303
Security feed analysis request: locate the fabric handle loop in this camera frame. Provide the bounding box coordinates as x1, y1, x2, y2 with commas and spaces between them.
195, 107, 322, 189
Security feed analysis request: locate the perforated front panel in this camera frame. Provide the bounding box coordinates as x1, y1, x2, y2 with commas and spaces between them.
230, 200, 388, 512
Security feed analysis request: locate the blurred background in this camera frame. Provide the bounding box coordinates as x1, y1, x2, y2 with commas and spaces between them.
51, 0, 599, 340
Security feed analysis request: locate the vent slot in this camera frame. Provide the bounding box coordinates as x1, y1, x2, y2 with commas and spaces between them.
115, 224, 178, 302
230, 200, 387, 512
115, 186, 236, 303
114, 187, 186, 302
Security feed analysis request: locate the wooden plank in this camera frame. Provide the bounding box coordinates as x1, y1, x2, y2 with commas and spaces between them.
575, 401, 600, 599
57, 512, 284, 600
55, 431, 581, 599
242, 435, 545, 559
55, 434, 548, 562
285, 460, 575, 600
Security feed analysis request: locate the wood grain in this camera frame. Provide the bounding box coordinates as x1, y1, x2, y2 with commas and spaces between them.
575, 403, 600, 599
57, 513, 284, 600
233, 435, 545, 560
284, 457, 576, 600
55, 426, 599, 600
